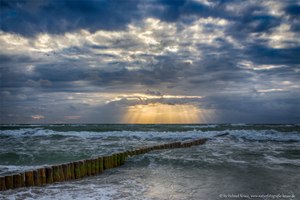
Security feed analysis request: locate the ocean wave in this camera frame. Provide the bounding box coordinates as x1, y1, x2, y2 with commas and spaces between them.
1, 128, 299, 143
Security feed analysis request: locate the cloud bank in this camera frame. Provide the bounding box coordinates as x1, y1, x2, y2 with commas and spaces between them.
0, 0, 299, 123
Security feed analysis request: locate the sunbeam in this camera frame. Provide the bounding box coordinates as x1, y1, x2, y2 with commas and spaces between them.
122, 103, 204, 124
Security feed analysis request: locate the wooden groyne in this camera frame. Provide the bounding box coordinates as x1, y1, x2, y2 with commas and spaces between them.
0, 138, 207, 191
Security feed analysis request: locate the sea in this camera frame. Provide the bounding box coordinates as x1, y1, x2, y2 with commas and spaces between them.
0, 124, 299, 200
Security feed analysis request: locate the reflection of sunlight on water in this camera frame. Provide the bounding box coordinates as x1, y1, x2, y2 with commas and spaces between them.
122, 103, 213, 124
142, 166, 184, 200
142, 165, 207, 200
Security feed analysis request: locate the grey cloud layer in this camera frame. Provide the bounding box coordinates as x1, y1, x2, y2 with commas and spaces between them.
0, 0, 299, 123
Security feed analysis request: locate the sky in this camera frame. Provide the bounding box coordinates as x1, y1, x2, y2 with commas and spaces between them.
0, 0, 299, 124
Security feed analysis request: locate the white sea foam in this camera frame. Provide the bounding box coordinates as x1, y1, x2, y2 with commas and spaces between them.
1, 128, 299, 143
182, 124, 218, 128
228, 129, 300, 142
0, 165, 46, 176
264, 155, 300, 166
1, 128, 299, 177
0, 176, 149, 200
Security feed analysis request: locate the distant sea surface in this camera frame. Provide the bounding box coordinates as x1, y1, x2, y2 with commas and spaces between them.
0, 124, 299, 200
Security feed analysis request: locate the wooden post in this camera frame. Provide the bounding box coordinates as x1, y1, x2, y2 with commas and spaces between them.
103, 156, 108, 170
62, 164, 68, 181
81, 161, 85, 178
94, 158, 99, 174
109, 156, 113, 169
79, 161, 84, 178
85, 159, 91, 176
70, 163, 75, 179
80, 160, 86, 177
140, 148, 144, 154
39, 168, 46, 185
117, 153, 121, 166
74, 162, 81, 179
106, 156, 111, 169
12, 174, 22, 188
46, 167, 53, 184
99, 157, 104, 173
58, 165, 65, 181
111, 155, 114, 168
33, 170, 41, 186
91, 159, 96, 175
201, 138, 207, 144
5, 175, 13, 189
107, 156, 112, 169
66, 163, 72, 180
0, 177, 6, 191
120, 153, 125, 165
81, 161, 86, 177
113, 154, 118, 167
52, 166, 60, 182
25, 171, 34, 187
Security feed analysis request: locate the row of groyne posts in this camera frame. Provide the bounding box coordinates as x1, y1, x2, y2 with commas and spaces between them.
0, 138, 207, 191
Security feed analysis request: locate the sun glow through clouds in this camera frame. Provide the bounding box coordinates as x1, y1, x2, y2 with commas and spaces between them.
122, 103, 202, 124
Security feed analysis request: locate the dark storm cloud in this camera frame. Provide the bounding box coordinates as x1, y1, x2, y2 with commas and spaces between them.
145, 0, 211, 22
0, 0, 141, 36
228, 8, 280, 32
244, 45, 300, 65
201, 92, 300, 124
285, 4, 300, 16
0, 0, 297, 37
0, 0, 299, 123
0, 0, 213, 36
0, 54, 34, 65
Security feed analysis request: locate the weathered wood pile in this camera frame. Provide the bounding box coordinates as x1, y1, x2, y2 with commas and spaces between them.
0, 138, 207, 191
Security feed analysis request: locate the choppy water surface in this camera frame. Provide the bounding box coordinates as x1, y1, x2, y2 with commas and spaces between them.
0, 124, 299, 200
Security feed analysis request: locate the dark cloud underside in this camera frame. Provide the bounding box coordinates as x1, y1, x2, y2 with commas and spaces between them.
0, 0, 299, 123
